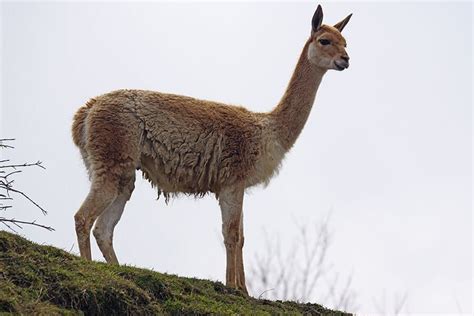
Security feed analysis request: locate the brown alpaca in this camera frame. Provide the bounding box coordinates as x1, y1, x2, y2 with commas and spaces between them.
72, 5, 352, 294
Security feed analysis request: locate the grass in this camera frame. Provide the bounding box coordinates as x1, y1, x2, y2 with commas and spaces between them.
0, 231, 351, 315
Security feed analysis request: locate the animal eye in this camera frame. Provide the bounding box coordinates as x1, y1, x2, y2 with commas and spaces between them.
318, 39, 331, 46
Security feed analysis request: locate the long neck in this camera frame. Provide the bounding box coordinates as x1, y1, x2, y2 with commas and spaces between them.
271, 39, 326, 150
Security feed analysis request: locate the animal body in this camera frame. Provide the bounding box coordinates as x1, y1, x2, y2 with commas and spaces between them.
72, 4, 352, 294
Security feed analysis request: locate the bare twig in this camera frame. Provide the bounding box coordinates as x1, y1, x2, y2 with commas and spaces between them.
373, 290, 408, 315
248, 216, 357, 312
394, 292, 408, 315
1, 161, 45, 170
0, 138, 15, 149
0, 218, 54, 232
258, 288, 275, 299
4, 187, 47, 215
453, 292, 463, 314
0, 138, 51, 231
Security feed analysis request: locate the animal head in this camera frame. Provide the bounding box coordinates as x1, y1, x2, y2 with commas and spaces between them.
307, 5, 352, 71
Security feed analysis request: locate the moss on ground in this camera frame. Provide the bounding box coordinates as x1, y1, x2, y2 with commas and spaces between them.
0, 231, 351, 315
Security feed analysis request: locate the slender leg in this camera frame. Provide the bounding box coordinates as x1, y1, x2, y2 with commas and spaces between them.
74, 178, 118, 261
236, 212, 247, 292
219, 184, 248, 294
93, 177, 135, 264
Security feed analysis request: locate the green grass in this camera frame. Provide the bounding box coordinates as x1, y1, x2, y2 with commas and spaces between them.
0, 231, 351, 315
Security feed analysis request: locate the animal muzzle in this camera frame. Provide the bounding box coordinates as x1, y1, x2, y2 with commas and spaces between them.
334, 58, 349, 71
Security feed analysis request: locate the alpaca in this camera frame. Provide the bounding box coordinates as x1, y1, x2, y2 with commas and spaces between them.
72, 4, 352, 294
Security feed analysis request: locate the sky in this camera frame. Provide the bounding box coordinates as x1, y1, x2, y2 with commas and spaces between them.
1, 1, 472, 314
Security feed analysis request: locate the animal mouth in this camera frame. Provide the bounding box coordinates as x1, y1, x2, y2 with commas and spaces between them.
334, 61, 348, 71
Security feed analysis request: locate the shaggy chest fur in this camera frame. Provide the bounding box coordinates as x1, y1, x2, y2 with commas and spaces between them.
245, 119, 286, 188
114, 90, 285, 197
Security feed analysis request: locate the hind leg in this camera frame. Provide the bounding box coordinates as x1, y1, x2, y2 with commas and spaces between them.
74, 103, 142, 260
74, 176, 120, 260
93, 174, 135, 264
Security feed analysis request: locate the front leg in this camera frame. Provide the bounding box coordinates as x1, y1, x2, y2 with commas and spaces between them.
219, 184, 248, 294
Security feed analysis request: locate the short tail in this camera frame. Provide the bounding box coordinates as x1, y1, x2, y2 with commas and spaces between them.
72, 98, 96, 149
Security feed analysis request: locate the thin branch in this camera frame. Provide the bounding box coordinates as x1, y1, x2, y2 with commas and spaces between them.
4, 187, 47, 215
372, 290, 386, 315
0, 138, 15, 149
248, 214, 359, 313
1, 161, 45, 170
0, 218, 54, 231
258, 288, 275, 299
393, 292, 408, 315
1, 219, 17, 232
453, 292, 463, 314
0, 138, 51, 231
2, 170, 22, 178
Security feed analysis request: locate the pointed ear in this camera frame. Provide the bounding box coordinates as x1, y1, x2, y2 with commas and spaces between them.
312, 5, 323, 33
334, 13, 352, 32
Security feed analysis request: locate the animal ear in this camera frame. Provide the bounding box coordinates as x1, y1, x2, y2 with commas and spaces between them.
333, 13, 352, 32
312, 5, 324, 33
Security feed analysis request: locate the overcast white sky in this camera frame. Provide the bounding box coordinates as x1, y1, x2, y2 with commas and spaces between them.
1, 1, 472, 314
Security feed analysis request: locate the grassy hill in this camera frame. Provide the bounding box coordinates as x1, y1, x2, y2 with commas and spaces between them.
0, 231, 350, 315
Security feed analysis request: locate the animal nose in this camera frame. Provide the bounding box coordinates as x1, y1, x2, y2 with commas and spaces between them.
341, 55, 350, 62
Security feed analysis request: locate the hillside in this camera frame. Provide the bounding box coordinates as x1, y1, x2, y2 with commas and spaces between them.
0, 231, 350, 315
